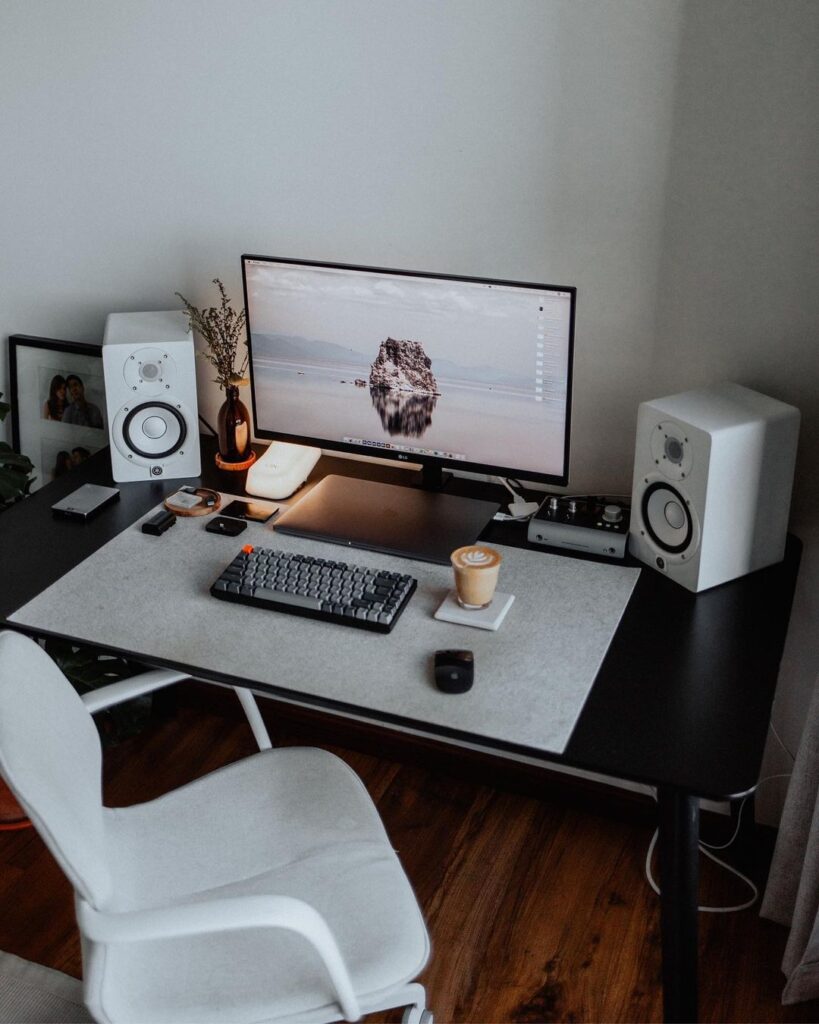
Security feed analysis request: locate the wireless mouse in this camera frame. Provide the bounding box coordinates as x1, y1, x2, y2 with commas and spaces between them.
434, 650, 474, 693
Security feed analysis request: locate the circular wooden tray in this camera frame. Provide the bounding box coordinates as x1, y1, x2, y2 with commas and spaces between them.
163, 488, 222, 517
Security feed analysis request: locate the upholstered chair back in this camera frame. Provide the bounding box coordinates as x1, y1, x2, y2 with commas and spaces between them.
0, 631, 112, 906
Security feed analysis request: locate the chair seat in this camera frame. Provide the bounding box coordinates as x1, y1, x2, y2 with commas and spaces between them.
95, 747, 429, 1023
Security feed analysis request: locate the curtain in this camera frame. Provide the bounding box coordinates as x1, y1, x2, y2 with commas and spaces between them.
760, 678, 819, 1004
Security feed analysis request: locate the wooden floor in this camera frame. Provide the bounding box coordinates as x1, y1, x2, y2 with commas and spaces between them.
1, 685, 817, 1024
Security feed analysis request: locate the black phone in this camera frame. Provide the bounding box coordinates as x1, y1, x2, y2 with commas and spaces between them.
205, 516, 248, 537
220, 499, 279, 523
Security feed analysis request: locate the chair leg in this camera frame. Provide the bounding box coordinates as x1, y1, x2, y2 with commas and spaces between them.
234, 688, 273, 750
400, 983, 433, 1024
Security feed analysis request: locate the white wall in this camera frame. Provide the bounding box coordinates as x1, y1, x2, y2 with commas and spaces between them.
653, 0, 819, 823
1, 0, 816, 821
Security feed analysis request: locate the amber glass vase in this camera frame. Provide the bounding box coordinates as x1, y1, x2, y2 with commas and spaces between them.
216, 385, 251, 465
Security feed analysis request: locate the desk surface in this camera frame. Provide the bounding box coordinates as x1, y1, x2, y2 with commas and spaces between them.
0, 439, 801, 801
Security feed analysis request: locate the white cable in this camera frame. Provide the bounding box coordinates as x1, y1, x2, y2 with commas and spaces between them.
497, 477, 523, 501
644, 829, 759, 913
698, 773, 791, 852
643, 772, 791, 914
494, 477, 539, 521
769, 718, 796, 761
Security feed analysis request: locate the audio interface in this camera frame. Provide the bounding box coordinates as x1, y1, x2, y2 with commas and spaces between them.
527, 495, 630, 558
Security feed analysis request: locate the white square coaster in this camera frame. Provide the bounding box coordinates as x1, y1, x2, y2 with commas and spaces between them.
434, 590, 515, 631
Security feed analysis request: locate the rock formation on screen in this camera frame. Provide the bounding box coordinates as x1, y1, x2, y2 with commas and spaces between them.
369, 339, 439, 394
370, 388, 437, 437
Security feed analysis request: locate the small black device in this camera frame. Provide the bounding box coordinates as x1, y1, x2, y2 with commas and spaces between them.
527, 494, 631, 558
206, 516, 248, 537
141, 508, 176, 536
51, 484, 120, 521
210, 545, 417, 633
221, 498, 279, 523
434, 650, 475, 693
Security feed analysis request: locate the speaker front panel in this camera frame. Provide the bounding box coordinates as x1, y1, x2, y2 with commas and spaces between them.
103, 338, 200, 482
630, 398, 706, 591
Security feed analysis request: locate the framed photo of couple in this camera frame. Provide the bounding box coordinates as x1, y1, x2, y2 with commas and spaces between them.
9, 335, 108, 493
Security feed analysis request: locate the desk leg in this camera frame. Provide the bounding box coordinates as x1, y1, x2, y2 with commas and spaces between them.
657, 787, 699, 1024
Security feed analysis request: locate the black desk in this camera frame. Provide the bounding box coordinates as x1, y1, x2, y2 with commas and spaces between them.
0, 440, 801, 1023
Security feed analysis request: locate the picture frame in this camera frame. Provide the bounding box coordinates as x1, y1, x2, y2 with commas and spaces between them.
9, 334, 108, 493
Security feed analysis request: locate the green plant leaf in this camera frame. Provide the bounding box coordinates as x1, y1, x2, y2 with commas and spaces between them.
0, 477, 23, 502
0, 448, 34, 470
0, 395, 35, 512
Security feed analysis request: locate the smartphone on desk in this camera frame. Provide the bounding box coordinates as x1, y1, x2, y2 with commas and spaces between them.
220, 499, 279, 523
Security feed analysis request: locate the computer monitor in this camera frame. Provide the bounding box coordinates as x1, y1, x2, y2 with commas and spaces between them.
242, 256, 576, 562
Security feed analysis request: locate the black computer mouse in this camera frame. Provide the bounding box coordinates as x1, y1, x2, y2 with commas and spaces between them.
434, 650, 474, 693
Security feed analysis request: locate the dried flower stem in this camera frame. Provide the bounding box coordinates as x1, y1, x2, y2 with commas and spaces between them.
175, 278, 248, 391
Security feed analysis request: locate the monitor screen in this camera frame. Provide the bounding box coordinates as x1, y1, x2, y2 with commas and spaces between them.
242, 256, 575, 485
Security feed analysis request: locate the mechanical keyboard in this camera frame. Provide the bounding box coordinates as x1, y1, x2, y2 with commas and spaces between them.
210, 544, 417, 633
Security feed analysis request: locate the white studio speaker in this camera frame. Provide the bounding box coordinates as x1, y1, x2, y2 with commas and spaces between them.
102, 311, 201, 482
629, 382, 800, 593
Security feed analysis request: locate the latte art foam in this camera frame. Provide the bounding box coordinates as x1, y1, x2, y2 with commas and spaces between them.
462, 550, 491, 565
450, 545, 502, 570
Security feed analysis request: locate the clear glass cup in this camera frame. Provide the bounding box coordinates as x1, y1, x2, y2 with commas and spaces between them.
450, 545, 502, 609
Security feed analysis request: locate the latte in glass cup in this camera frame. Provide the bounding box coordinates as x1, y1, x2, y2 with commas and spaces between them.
450, 545, 502, 609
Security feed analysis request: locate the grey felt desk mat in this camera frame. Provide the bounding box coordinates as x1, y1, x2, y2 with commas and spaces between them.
11, 498, 640, 755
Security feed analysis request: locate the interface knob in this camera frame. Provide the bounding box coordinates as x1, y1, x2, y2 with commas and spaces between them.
568, 499, 577, 514
603, 504, 623, 523
548, 496, 559, 512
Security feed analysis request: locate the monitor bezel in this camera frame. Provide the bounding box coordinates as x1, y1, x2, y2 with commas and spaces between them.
241, 254, 576, 487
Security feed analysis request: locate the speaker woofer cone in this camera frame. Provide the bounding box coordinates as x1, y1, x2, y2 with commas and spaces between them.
122, 402, 187, 460
641, 481, 692, 554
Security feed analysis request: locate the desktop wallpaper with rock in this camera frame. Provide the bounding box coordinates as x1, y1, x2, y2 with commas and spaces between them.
246, 263, 571, 475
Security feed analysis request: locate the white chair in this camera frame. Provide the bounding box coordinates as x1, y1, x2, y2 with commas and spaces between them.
0, 630, 432, 1024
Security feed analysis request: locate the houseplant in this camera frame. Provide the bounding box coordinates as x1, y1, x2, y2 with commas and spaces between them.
0, 392, 35, 510
175, 278, 254, 469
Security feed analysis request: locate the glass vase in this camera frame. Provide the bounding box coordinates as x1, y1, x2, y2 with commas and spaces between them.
217, 385, 251, 465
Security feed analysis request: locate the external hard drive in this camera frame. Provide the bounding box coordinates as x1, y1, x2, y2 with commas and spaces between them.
52, 484, 121, 521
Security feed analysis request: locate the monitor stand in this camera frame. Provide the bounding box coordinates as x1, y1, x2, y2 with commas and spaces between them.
272, 474, 501, 565
411, 461, 452, 492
